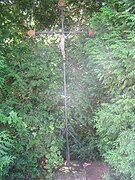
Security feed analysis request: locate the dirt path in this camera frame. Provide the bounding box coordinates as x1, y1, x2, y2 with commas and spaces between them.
84, 161, 109, 180
53, 161, 109, 180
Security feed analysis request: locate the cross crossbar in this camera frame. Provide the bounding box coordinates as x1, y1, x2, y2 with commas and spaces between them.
35, 30, 86, 36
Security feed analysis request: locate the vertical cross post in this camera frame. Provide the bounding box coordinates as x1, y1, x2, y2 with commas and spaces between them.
60, 6, 71, 166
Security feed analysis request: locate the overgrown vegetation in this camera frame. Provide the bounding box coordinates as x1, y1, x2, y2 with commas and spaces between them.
84, 4, 135, 179
0, 0, 135, 179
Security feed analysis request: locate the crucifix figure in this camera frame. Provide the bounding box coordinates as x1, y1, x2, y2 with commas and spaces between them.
27, 0, 95, 166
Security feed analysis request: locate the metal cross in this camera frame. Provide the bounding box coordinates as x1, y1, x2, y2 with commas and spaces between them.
27, 0, 94, 166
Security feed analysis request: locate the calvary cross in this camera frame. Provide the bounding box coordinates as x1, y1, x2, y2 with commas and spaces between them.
27, 0, 95, 166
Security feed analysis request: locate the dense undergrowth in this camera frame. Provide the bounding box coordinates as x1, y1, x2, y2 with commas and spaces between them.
84, 4, 135, 179
0, 0, 135, 179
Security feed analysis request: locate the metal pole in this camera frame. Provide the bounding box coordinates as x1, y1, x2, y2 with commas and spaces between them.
61, 7, 70, 166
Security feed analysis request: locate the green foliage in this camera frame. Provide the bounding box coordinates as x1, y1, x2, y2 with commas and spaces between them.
94, 97, 135, 179
0, 131, 14, 177
0, 111, 25, 177
83, 4, 135, 179
0, 5, 64, 177
84, 7, 135, 96
1, 0, 135, 179
0, 0, 102, 32
105, 129, 135, 179
0, 110, 64, 179
45, 140, 64, 179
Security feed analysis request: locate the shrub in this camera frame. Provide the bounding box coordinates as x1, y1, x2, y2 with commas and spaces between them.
0, 131, 14, 178
0, 111, 64, 179
94, 97, 135, 179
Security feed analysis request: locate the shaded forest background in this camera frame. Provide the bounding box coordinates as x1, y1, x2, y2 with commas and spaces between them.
0, 0, 135, 179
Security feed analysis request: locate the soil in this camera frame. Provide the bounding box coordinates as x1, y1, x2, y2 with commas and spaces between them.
84, 161, 109, 180
53, 161, 110, 180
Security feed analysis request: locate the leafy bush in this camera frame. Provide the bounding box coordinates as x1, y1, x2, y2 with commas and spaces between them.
1, 4, 64, 178
94, 97, 135, 179
84, 4, 135, 179
0, 131, 14, 178
0, 111, 64, 179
